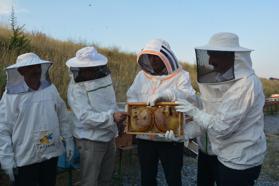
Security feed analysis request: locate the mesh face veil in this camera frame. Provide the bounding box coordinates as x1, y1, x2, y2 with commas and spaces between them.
70, 65, 111, 83
195, 32, 254, 83
138, 54, 168, 76
6, 63, 52, 94
195, 49, 235, 83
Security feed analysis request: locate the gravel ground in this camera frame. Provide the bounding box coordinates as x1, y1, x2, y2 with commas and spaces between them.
117, 114, 279, 186
264, 115, 279, 135
118, 156, 279, 186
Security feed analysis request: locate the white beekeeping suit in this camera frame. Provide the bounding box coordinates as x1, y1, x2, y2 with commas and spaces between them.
67, 46, 118, 142
176, 32, 266, 170
127, 39, 197, 186
127, 38, 196, 142
0, 53, 74, 181
66, 47, 124, 186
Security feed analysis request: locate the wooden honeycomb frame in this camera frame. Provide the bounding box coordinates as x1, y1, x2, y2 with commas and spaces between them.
126, 102, 184, 136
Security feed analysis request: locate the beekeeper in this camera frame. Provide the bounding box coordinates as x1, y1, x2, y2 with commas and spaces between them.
175, 32, 266, 186
127, 39, 196, 186
0, 53, 74, 186
66, 46, 127, 186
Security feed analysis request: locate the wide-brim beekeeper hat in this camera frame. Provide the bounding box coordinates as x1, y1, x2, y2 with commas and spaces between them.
195, 32, 253, 52
7, 52, 52, 69
66, 46, 108, 68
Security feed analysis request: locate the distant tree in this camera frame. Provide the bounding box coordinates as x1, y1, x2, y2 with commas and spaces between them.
8, 6, 30, 53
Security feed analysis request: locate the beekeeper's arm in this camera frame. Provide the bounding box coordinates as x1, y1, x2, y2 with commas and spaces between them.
183, 94, 204, 140
161, 71, 203, 141
166, 96, 203, 141
68, 86, 115, 129
176, 78, 260, 140
148, 71, 197, 106
0, 92, 16, 181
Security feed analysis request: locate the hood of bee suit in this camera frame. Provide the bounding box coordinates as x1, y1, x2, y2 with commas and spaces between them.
137, 39, 181, 76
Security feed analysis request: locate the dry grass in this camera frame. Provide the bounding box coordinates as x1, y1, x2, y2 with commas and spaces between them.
0, 25, 278, 101
0, 26, 196, 102
261, 78, 279, 97
0, 26, 140, 101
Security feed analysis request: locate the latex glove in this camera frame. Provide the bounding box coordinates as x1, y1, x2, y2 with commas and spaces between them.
175, 99, 212, 129
175, 99, 196, 113
4, 168, 15, 182
164, 130, 178, 141
162, 124, 202, 142
65, 138, 75, 161
156, 130, 180, 141
147, 89, 175, 106
183, 121, 202, 140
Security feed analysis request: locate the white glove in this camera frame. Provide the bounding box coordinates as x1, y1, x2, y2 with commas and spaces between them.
183, 121, 202, 140
175, 99, 196, 113
147, 89, 175, 106
175, 99, 212, 129
65, 138, 75, 161
157, 130, 181, 141
4, 168, 15, 181
164, 130, 178, 141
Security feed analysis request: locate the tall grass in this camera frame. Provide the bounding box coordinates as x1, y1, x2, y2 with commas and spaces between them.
0, 26, 140, 101
0, 26, 278, 101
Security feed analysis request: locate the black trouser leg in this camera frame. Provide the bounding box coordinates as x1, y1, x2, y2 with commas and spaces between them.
15, 157, 58, 186
197, 149, 218, 186
137, 139, 159, 186
38, 157, 58, 186
15, 164, 39, 186
158, 142, 183, 186
217, 160, 261, 186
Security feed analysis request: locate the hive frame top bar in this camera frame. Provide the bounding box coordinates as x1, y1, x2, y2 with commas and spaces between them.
127, 102, 178, 106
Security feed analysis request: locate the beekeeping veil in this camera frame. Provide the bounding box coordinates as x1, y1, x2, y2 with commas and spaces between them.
6, 53, 52, 94
66, 46, 110, 82
137, 39, 181, 76
195, 32, 254, 84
